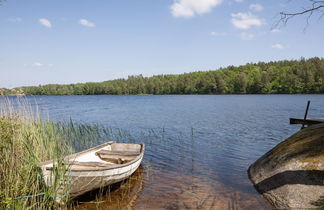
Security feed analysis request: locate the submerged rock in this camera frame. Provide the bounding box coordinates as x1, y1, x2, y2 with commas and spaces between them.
248, 123, 324, 209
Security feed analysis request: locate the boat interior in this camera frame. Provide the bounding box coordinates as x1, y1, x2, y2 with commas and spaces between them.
95, 143, 142, 164
42, 142, 143, 170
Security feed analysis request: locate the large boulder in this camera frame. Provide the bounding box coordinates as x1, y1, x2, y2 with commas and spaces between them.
248, 123, 324, 209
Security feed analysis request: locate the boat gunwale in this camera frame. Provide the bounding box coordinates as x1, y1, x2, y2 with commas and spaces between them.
38, 142, 145, 172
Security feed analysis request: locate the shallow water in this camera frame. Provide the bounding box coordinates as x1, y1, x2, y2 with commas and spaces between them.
72, 166, 270, 210
2, 95, 324, 209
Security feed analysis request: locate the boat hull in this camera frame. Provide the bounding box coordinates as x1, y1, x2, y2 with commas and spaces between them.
39, 142, 145, 200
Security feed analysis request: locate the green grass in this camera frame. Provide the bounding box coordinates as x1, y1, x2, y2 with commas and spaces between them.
0, 98, 73, 209
0, 98, 131, 209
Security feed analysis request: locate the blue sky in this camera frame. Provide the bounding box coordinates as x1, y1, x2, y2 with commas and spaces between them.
1, 0, 323, 88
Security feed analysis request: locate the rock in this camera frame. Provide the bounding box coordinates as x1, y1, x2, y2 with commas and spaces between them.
248, 123, 324, 209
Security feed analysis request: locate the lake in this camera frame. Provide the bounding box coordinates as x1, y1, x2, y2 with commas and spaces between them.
3, 95, 324, 209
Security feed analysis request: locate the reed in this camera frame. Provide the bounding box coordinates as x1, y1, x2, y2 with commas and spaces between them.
0, 98, 74, 209
0, 97, 142, 209
0, 98, 118, 209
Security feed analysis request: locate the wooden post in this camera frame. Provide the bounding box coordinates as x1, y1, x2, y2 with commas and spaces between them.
301, 100, 311, 130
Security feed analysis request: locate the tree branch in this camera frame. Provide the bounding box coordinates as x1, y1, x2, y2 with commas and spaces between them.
279, 0, 324, 26
280, 5, 324, 16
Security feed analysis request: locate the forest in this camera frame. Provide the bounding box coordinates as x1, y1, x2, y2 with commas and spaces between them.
2, 57, 324, 95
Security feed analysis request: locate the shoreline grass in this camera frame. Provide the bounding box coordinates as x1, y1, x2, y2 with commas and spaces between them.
0, 97, 157, 209
0, 97, 139, 209
0, 97, 168, 209
0, 98, 74, 209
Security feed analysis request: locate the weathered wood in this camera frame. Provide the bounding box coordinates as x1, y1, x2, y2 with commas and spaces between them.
301, 100, 311, 129
99, 157, 128, 164
290, 117, 324, 125
95, 150, 137, 163
38, 142, 145, 200
45, 161, 115, 170
95, 150, 140, 156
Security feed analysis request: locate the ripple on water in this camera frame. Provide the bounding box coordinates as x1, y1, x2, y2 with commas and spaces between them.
73, 166, 271, 210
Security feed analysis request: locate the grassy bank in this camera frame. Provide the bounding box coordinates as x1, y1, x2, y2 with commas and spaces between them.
0, 98, 129, 209
0, 99, 73, 209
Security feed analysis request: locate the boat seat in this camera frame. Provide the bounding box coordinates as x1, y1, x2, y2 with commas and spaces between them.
67, 161, 112, 167
95, 150, 140, 156
95, 150, 140, 164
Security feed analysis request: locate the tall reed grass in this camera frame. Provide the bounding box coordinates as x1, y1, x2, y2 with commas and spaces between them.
0, 97, 128, 209
0, 98, 73, 208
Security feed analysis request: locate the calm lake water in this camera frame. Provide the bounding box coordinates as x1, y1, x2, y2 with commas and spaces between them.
3, 95, 324, 209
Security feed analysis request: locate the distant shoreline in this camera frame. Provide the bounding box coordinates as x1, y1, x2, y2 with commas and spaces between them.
1, 93, 323, 97
1, 57, 324, 95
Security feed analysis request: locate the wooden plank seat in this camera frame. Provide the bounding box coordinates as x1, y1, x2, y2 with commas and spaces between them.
95, 150, 141, 156
65, 161, 112, 167
95, 149, 140, 164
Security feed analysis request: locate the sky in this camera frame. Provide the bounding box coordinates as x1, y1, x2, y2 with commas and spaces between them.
0, 0, 323, 88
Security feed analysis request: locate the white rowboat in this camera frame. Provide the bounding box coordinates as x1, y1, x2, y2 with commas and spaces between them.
38, 141, 145, 200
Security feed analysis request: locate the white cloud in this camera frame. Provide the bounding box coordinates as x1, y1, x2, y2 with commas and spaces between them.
231, 12, 264, 29
39, 18, 52, 28
240, 32, 255, 40
8, 17, 22, 22
271, 29, 281, 33
170, 0, 222, 18
249, 3, 263, 12
210, 31, 227, 36
272, 43, 284, 49
31, 62, 53, 68
235, 0, 244, 2
79, 19, 95, 27
34, 62, 44, 67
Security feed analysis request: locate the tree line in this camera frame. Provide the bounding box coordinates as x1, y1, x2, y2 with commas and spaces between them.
1, 57, 324, 95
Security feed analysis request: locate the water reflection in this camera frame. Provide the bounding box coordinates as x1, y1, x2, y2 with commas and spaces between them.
70, 166, 145, 209
72, 165, 270, 209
